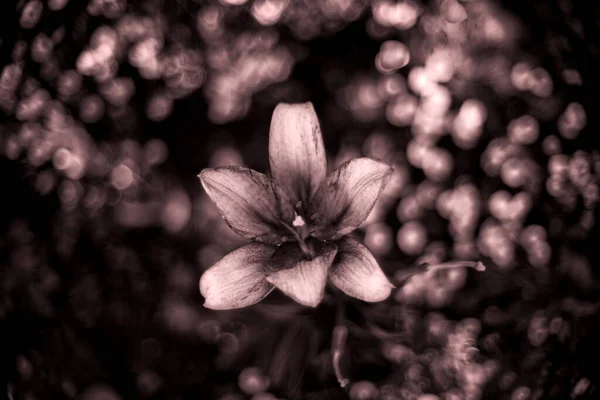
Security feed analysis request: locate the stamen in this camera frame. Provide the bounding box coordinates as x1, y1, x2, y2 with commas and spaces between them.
426, 260, 486, 272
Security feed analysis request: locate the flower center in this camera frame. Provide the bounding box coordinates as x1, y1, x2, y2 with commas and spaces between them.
281, 213, 314, 260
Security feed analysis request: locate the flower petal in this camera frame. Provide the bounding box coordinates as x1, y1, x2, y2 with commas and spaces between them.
199, 166, 295, 244
309, 158, 393, 240
329, 237, 394, 302
269, 102, 327, 210
266, 240, 337, 307
200, 243, 276, 310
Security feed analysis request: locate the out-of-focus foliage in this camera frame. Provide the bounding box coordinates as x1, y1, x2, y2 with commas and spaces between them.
1, 0, 599, 399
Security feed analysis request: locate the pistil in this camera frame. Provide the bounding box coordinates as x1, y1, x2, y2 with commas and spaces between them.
281, 220, 315, 259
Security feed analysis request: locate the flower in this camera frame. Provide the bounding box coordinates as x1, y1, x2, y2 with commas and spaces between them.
199, 102, 394, 309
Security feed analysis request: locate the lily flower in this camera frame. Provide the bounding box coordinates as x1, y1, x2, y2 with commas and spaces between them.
199, 102, 394, 309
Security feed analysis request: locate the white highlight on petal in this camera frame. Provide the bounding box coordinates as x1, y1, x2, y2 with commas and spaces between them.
199, 166, 295, 244
329, 236, 394, 302
310, 158, 393, 240
266, 241, 337, 307
269, 102, 327, 209
200, 243, 276, 310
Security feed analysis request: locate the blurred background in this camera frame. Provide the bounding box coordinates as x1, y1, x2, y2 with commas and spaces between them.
1, 0, 600, 399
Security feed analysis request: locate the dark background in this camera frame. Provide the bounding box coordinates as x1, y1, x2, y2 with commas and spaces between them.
1, 0, 600, 399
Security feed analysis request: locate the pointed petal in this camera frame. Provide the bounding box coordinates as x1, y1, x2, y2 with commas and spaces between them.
329, 237, 394, 302
309, 158, 393, 240
266, 240, 337, 307
199, 166, 295, 244
200, 243, 276, 310
269, 102, 327, 209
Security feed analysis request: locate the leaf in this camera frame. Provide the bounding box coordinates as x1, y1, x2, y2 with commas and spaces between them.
269, 102, 327, 211
199, 166, 295, 244
328, 237, 394, 302
200, 243, 276, 309
309, 158, 393, 240
266, 240, 337, 307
